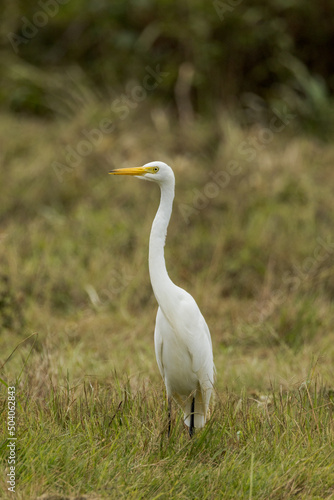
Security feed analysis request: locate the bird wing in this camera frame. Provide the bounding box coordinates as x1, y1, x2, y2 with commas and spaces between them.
169, 287, 214, 387
154, 306, 165, 380
178, 290, 213, 372
155, 291, 214, 424
184, 305, 215, 419
172, 289, 214, 422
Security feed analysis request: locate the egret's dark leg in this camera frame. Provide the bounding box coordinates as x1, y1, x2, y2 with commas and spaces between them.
167, 397, 172, 438
189, 397, 195, 438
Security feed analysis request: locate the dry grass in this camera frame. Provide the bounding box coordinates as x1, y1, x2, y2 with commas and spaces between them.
0, 103, 334, 498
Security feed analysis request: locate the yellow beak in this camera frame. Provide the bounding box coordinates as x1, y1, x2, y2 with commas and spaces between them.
109, 166, 148, 176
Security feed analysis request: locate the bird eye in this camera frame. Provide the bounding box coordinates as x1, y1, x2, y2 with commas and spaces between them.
153, 166, 159, 173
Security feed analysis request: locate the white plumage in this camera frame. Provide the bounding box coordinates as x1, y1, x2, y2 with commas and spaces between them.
110, 161, 215, 436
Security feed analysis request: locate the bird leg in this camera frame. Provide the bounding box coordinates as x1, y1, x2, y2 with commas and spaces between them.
189, 396, 195, 438
167, 397, 172, 438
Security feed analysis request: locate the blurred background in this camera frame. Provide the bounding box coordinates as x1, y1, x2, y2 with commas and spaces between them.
0, 0, 334, 391
1, 4, 334, 496
1, 0, 334, 133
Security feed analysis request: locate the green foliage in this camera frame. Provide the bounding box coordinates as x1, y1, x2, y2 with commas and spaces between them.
0, 6, 334, 499
1, 0, 334, 133
0, 369, 334, 498
0, 105, 334, 496
0, 274, 24, 332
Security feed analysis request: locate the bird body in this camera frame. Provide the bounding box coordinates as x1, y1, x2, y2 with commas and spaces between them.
154, 301, 213, 429
110, 161, 214, 435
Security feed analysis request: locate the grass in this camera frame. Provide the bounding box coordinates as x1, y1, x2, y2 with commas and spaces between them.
0, 101, 334, 498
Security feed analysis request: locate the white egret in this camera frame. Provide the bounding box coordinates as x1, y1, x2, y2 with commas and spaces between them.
109, 161, 214, 437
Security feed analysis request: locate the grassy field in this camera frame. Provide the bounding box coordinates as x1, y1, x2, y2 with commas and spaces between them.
0, 101, 334, 499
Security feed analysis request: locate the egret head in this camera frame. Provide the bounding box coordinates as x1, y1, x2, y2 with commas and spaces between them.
109, 161, 174, 185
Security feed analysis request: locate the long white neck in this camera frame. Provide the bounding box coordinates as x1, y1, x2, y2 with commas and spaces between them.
149, 179, 178, 310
